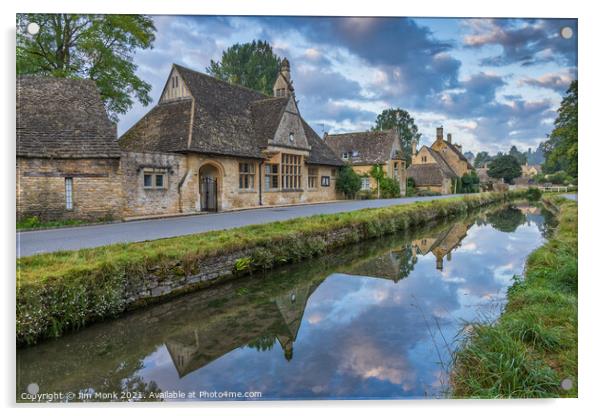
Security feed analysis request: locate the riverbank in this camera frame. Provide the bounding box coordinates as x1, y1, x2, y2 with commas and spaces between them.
451, 195, 577, 398
17, 191, 527, 346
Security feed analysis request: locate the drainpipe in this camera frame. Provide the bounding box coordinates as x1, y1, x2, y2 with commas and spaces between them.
258, 160, 263, 206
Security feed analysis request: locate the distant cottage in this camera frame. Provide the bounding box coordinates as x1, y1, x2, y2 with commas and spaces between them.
407, 127, 474, 194
16, 59, 344, 221
324, 130, 406, 195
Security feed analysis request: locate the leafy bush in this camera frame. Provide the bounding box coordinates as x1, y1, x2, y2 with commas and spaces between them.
460, 171, 480, 193
526, 187, 543, 202
406, 177, 416, 196
380, 177, 401, 198
335, 165, 361, 199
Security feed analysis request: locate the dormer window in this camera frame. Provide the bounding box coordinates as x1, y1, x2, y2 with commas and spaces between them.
352, 150, 359, 158
342, 152, 349, 160
289, 132, 294, 142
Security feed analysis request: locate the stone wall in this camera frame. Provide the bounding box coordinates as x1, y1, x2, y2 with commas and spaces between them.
121, 151, 187, 217
17, 157, 122, 221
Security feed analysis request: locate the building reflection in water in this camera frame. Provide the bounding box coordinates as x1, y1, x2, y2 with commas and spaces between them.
164, 218, 480, 377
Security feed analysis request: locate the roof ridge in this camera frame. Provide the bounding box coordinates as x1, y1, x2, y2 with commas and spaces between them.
173, 63, 270, 99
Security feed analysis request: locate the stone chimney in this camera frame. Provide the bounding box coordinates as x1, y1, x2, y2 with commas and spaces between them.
447, 133, 452, 144
436, 127, 444, 141
323, 132, 328, 140
411, 139, 417, 156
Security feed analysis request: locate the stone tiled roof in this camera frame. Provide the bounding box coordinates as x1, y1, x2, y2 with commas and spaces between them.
407, 163, 456, 186
426, 147, 457, 178
448, 142, 473, 169
119, 99, 193, 153
120, 64, 342, 166
324, 130, 400, 165
17, 76, 120, 158
301, 119, 344, 166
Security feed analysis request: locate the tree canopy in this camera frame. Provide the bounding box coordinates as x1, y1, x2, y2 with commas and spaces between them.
487, 154, 522, 184
473, 151, 492, 168
335, 166, 361, 199
372, 108, 421, 165
17, 13, 156, 122
509, 145, 527, 165
542, 80, 578, 177
206, 40, 282, 96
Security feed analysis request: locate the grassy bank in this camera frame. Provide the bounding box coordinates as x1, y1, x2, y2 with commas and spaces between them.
17, 191, 526, 346
451, 195, 577, 398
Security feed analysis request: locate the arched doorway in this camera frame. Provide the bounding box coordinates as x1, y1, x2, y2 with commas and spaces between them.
198, 162, 221, 212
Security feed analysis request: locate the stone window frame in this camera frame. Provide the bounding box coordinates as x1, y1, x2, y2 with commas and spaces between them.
65, 177, 73, 210
143, 169, 168, 190
239, 162, 256, 190
361, 176, 371, 191
421, 155, 427, 163
307, 166, 318, 189
321, 175, 331, 187
264, 163, 279, 191
281, 153, 302, 190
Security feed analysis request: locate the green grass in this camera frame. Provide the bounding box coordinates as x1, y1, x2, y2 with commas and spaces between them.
16, 191, 528, 346
16, 215, 114, 230
451, 195, 577, 398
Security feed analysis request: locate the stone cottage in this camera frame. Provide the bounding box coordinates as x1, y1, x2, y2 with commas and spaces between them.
119, 59, 344, 216
324, 130, 406, 195
16, 76, 122, 221
407, 127, 474, 194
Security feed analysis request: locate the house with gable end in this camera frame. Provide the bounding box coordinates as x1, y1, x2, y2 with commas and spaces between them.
118, 58, 344, 216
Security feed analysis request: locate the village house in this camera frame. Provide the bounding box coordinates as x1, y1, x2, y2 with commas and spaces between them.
17, 59, 345, 221
119, 59, 344, 216
407, 127, 474, 194
521, 163, 542, 178
411, 220, 470, 271
323, 130, 406, 195
17, 76, 123, 221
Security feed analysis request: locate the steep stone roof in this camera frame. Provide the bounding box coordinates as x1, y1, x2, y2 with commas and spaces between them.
324, 130, 400, 165
426, 147, 457, 178
301, 119, 344, 166
120, 64, 342, 166
407, 163, 456, 187
17, 76, 120, 158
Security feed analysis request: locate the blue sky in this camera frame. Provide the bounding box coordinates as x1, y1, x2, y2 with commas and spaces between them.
120, 16, 577, 154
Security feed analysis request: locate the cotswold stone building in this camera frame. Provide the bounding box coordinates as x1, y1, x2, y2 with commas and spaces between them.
407, 127, 474, 194
17, 60, 344, 221
17, 76, 122, 221
119, 59, 343, 216
324, 130, 406, 195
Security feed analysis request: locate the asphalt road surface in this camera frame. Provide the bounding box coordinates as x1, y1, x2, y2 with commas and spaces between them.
17, 194, 463, 257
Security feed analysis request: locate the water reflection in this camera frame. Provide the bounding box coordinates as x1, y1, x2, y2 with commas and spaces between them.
17, 204, 552, 401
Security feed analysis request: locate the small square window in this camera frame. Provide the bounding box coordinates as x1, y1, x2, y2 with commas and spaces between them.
321, 176, 330, 187
155, 174, 164, 188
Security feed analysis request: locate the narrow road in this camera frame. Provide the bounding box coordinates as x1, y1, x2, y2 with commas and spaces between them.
17, 194, 463, 257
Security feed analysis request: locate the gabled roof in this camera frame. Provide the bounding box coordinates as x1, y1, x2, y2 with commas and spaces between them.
426, 147, 457, 178
324, 130, 400, 165
17, 76, 120, 158
302, 119, 344, 166
446, 142, 473, 169
119, 64, 342, 166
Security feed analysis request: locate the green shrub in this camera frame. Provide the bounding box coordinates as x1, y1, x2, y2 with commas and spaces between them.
380, 177, 401, 198
526, 187, 543, 202
335, 165, 361, 199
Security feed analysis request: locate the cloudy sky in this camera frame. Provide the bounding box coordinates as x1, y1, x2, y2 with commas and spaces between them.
120, 16, 577, 154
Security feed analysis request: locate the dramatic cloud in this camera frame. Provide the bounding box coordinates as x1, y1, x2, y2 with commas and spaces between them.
462, 18, 577, 67
118, 16, 578, 154
519, 68, 576, 93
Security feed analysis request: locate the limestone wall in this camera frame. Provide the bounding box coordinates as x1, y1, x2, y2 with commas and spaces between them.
17, 157, 122, 221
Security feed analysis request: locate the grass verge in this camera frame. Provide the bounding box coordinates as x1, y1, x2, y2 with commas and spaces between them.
17, 191, 526, 346
451, 195, 577, 398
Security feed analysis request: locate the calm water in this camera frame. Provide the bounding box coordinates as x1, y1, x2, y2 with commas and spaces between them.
17, 204, 555, 402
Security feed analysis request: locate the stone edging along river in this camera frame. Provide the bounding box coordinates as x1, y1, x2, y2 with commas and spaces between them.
17, 191, 529, 346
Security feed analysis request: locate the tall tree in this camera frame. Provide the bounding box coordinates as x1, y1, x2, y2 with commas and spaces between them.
17, 14, 156, 122
542, 80, 578, 177
207, 40, 282, 96
372, 108, 421, 165
508, 145, 527, 165
473, 151, 492, 168
487, 155, 522, 184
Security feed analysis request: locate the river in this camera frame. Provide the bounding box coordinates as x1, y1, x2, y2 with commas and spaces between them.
17, 203, 555, 401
